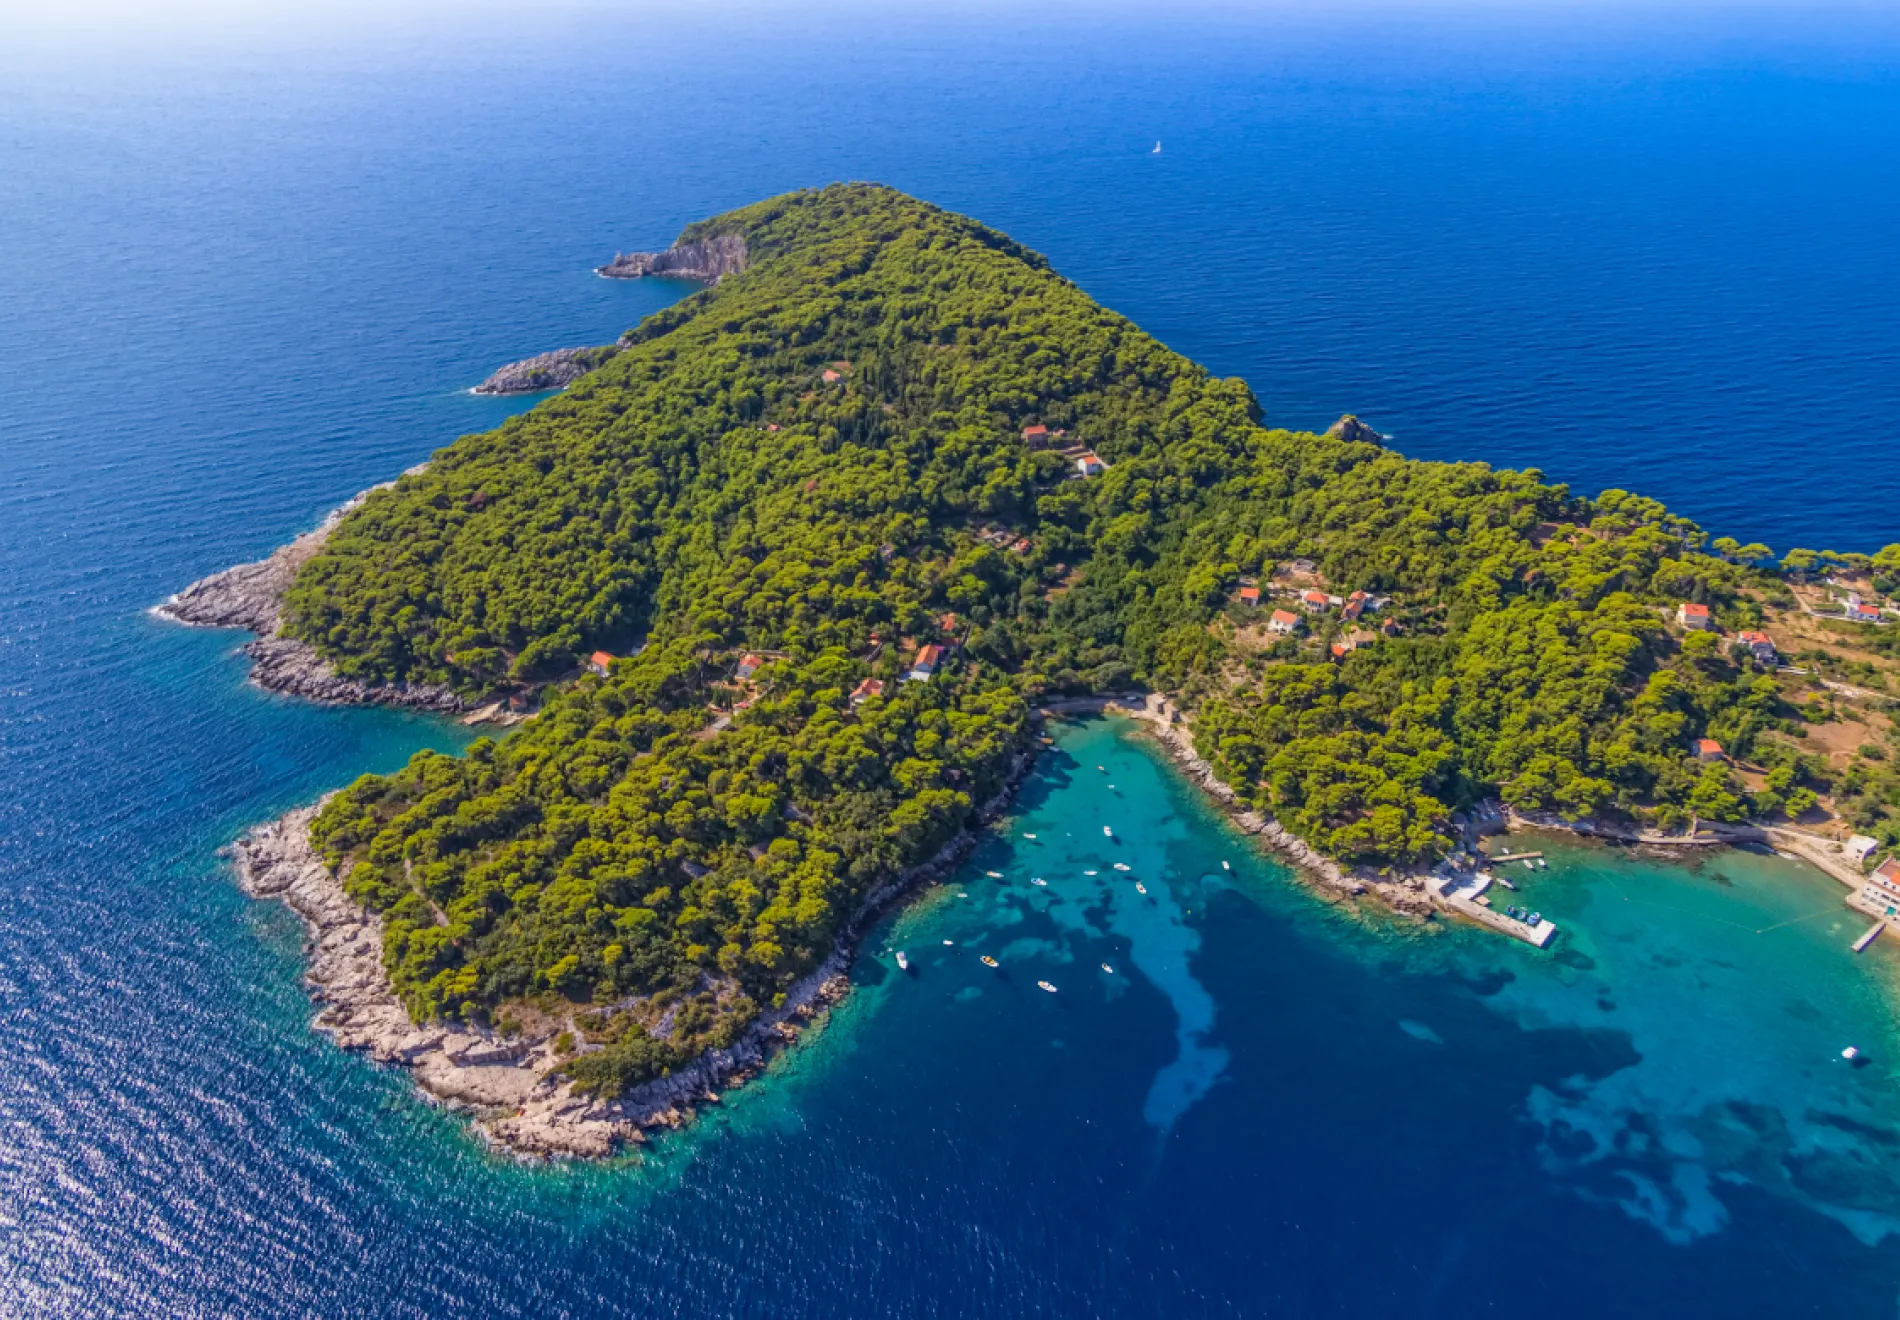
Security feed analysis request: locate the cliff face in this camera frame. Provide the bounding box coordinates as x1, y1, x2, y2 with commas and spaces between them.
596, 233, 748, 283
473, 345, 617, 396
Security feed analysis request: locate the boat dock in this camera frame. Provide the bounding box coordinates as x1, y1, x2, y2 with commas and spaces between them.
1486, 851, 1545, 864
1853, 920, 1887, 954
1428, 870, 1558, 948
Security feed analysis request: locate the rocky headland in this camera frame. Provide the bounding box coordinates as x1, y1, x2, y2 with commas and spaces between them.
596, 234, 748, 282
156, 472, 466, 714
473, 345, 618, 396
235, 739, 1041, 1159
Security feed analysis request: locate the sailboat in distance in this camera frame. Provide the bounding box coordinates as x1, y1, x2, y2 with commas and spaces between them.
1152, 140, 1162, 154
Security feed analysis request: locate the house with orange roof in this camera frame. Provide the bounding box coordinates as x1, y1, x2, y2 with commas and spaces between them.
906, 644, 944, 682
1236, 586, 1261, 606
587, 650, 615, 676
1268, 609, 1300, 635
735, 654, 765, 681
850, 677, 885, 706
1677, 602, 1712, 631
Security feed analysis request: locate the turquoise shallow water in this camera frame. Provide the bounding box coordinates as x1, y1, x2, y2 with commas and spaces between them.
5, 5, 1900, 1313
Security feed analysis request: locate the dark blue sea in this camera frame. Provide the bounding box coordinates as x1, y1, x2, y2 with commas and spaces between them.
4, 5, 1900, 1315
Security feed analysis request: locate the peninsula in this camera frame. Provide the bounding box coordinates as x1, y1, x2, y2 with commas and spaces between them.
172, 184, 1900, 1155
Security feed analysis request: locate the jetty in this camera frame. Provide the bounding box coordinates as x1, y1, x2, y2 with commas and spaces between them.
1853, 921, 1887, 954
1427, 870, 1558, 948
1486, 850, 1544, 864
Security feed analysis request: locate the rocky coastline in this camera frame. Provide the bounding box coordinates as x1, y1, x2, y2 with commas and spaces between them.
473, 345, 617, 396
234, 737, 1043, 1159
155, 473, 466, 715
596, 234, 748, 283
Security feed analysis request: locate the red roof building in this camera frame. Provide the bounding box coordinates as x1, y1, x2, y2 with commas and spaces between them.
736, 654, 764, 680
850, 677, 885, 705
1301, 589, 1331, 612
1237, 586, 1261, 606
1677, 602, 1712, 630
1021, 424, 1050, 445
1694, 738, 1724, 761
587, 650, 615, 676
821, 368, 841, 383
1341, 590, 1368, 622
1268, 609, 1300, 635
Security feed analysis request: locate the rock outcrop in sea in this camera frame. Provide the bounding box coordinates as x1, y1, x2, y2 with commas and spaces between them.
596, 234, 748, 283
473, 345, 618, 395
1324, 414, 1386, 446
155, 470, 465, 714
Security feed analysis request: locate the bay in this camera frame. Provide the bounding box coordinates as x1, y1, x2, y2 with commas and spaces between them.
3, 4, 1900, 1314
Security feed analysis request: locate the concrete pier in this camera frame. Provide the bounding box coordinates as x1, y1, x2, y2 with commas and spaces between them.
1427, 871, 1558, 948
1853, 920, 1887, 954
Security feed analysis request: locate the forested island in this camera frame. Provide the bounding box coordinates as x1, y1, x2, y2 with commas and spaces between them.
173, 184, 1900, 1154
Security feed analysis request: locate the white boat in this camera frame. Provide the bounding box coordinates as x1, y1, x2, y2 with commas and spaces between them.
1101, 963, 1115, 974
895, 951, 909, 970
1103, 826, 1114, 838
1221, 860, 1231, 871
981, 955, 998, 968
1152, 141, 1162, 154
1113, 863, 1131, 872
1031, 877, 1048, 887
1038, 980, 1058, 993
1843, 1045, 1861, 1061
985, 870, 1003, 878
943, 939, 955, 946
1135, 882, 1148, 895
957, 892, 967, 898
1023, 833, 1037, 840
1083, 869, 1098, 876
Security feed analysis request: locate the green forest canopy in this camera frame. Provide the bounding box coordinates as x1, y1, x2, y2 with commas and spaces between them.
289, 183, 1799, 1094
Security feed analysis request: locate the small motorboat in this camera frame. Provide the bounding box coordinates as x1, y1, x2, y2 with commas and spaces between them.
981, 955, 999, 968
1097, 765, 1106, 772
895, 951, 909, 971
985, 870, 1003, 878
1023, 833, 1037, 840
1038, 981, 1058, 993
1152, 140, 1162, 154
1135, 882, 1148, 895
1103, 826, 1114, 838
1528, 911, 1542, 925
1031, 877, 1048, 887
1101, 963, 1115, 974
1083, 869, 1098, 876
943, 939, 955, 946
956, 891, 968, 898
1221, 860, 1231, 871
1113, 863, 1131, 872
1843, 1045, 1861, 1061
